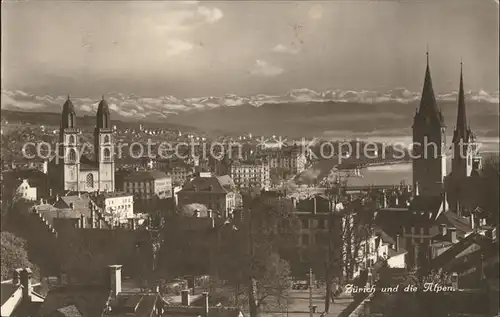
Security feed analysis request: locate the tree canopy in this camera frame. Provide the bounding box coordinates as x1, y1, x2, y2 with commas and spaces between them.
1, 231, 39, 281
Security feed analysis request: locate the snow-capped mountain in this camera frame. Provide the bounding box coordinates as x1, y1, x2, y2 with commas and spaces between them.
1, 88, 498, 121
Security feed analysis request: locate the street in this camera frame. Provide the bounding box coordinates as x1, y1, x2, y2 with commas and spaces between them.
259, 287, 354, 317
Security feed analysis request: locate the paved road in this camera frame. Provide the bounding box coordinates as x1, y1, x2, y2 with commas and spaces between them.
259, 288, 354, 317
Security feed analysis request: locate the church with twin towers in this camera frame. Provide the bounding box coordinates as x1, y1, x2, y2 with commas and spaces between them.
48, 96, 115, 193
412, 52, 482, 212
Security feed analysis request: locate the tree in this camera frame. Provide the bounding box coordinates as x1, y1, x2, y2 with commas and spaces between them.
322, 175, 348, 313
320, 176, 378, 313
235, 191, 299, 317
1, 231, 39, 281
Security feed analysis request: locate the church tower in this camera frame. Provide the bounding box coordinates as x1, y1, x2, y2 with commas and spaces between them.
60, 96, 80, 191
448, 63, 481, 213
94, 96, 115, 191
412, 53, 447, 198
451, 63, 481, 179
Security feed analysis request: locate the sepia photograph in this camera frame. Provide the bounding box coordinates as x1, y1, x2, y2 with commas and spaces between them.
1, 1, 499, 316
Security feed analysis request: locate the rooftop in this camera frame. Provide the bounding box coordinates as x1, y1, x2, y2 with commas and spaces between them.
123, 170, 169, 181
180, 176, 235, 194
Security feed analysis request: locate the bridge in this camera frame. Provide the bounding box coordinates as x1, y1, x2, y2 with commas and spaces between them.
336, 159, 411, 170
288, 184, 411, 199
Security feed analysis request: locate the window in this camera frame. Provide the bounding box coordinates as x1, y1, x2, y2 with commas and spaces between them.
86, 174, 94, 188
103, 148, 111, 160
104, 135, 110, 144
68, 149, 77, 162
69, 135, 75, 144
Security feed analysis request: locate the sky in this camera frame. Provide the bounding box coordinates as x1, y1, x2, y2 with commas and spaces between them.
2, 0, 499, 98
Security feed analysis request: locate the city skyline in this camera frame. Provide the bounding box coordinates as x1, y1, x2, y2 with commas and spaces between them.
2, 0, 499, 99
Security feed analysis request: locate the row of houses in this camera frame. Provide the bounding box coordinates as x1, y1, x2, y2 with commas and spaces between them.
1, 264, 244, 317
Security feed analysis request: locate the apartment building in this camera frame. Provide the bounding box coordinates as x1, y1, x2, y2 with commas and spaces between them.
177, 174, 241, 219
157, 159, 195, 186
230, 159, 270, 190
258, 146, 307, 175
122, 170, 172, 213
93, 192, 134, 225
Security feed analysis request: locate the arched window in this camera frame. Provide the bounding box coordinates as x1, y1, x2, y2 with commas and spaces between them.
68, 149, 77, 162
104, 148, 111, 160
69, 135, 75, 144
104, 135, 110, 144
86, 174, 94, 188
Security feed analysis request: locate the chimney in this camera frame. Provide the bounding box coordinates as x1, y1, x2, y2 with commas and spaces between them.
382, 191, 387, 208
202, 292, 209, 317
395, 235, 400, 252
90, 209, 95, 229
108, 265, 122, 297
80, 214, 86, 229
181, 289, 191, 306
439, 224, 447, 236
207, 209, 213, 218
56, 194, 60, 202
12, 268, 22, 286
313, 196, 317, 214
479, 254, 485, 281
414, 182, 419, 197
211, 218, 215, 229
20, 268, 33, 304
448, 227, 457, 243
470, 212, 475, 230
131, 218, 136, 230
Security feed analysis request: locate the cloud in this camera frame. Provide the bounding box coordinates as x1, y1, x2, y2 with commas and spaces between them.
250, 60, 284, 77
197, 6, 223, 23
165, 39, 194, 56
152, 3, 223, 32
272, 44, 300, 55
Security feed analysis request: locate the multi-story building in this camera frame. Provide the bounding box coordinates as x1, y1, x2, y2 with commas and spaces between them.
157, 159, 195, 186
293, 195, 405, 279
122, 170, 172, 213
93, 192, 134, 225
257, 146, 307, 175
177, 174, 241, 219
230, 159, 270, 190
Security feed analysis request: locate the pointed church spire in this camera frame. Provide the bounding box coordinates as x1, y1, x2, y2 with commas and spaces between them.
417, 51, 444, 126
455, 61, 468, 141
